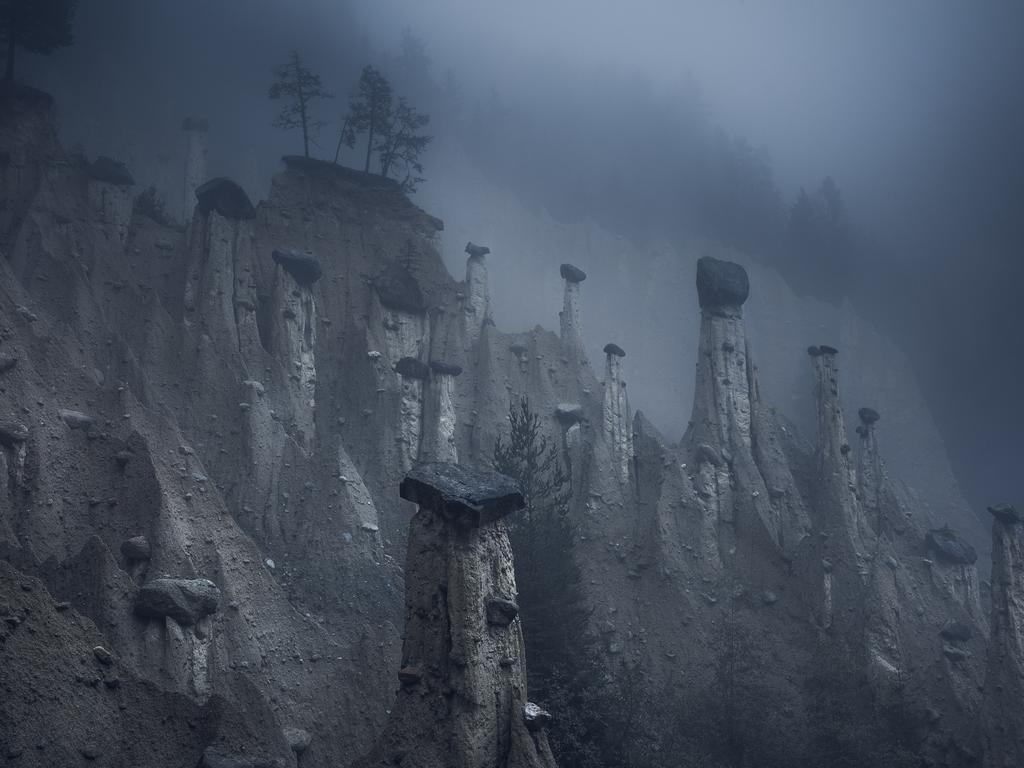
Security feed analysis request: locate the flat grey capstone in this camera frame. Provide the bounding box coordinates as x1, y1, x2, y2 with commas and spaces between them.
400, 462, 524, 526
272, 249, 322, 285
134, 578, 221, 625
559, 263, 587, 283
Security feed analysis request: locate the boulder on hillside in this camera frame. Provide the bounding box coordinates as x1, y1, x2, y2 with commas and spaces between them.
925, 527, 977, 565
0, 421, 28, 447
134, 578, 221, 625
120, 536, 151, 562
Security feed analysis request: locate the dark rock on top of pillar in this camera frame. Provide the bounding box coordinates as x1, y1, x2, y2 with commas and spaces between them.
696, 256, 749, 309
195, 177, 257, 220
181, 117, 209, 132
523, 702, 552, 732
374, 262, 425, 313
272, 249, 322, 286
603, 342, 626, 358
554, 403, 585, 425
428, 359, 463, 377
807, 344, 839, 357
465, 241, 490, 258
120, 535, 151, 562
560, 263, 587, 283
988, 504, 1020, 525
133, 577, 221, 625
925, 527, 978, 565
858, 407, 881, 425
394, 357, 430, 380
399, 462, 524, 526
87, 156, 135, 186
940, 621, 973, 642
0, 421, 29, 447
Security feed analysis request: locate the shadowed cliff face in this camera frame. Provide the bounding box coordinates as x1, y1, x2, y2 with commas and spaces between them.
0, 88, 1003, 767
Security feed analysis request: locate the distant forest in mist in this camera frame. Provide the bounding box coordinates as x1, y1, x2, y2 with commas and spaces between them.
22, 0, 1023, 512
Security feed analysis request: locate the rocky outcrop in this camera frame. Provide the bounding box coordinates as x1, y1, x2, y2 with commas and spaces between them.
601, 342, 632, 485
133, 577, 221, 625
353, 463, 557, 768
463, 241, 491, 345
983, 504, 1024, 768
558, 263, 586, 359
685, 257, 810, 562
182, 117, 209, 220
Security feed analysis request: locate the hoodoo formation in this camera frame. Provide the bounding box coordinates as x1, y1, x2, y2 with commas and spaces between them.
353, 463, 557, 768
0, 46, 1013, 768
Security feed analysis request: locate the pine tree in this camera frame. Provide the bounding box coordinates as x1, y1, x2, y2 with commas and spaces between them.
494, 396, 621, 768
376, 97, 432, 192
346, 65, 393, 173
268, 50, 331, 159
2, 0, 77, 83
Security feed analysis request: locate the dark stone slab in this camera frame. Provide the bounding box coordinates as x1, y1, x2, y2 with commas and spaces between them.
87, 156, 134, 186
400, 462, 524, 526
134, 578, 221, 625
394, 357, 430, 380
120, 535, 151, 562
554, 403, 584, 426
272, 249, 322, 286
559, 263, 587, 283
940, 621, 973, 642
603, 342, 626, 358
988, 504, 1020, 525
429, 360, 463, 377
195, 177, 256, 220
696, 256, 749, 309
858, 407, 881, 425
0, 421, 28, 448
465, 241, 490, 258
925, 527, 977, 565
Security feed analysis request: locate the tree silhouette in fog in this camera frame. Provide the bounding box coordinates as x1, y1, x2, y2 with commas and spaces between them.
2, 0, 77, 83
269, 50, 331, 159
346, 65, 393, 173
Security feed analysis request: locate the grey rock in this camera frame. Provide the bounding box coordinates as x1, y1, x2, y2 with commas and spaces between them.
559, 263, 587, 283
59, 409, 95, 430
523, 702, 552, 732
0, 354, 17, 374
400, 462, 524, 527
92, 645, 113, 665
465, 241, 490, 258
283, 727, 312, 754
133, 578, 220, 625
0, 421, 28, 447
940, 621, 973, 642
394, 357, 430, 380
195, 177, 256, 220
696, 256, 749, 308
554, 403, 585, 425
374, 262, 424, 313
272, 249, 322, 286
858, 407, 881, 425
428, 359, 463, 377
397, 666, 421, 686
695, 443, 723, 467
114, 450, 133, 468
603, 342, 626, 358
87, 155, 134, 186
988, 504, 1020, 525
120, 535, 151, 561
942, 644, 971, 662
486, 596, 519, 627
925, 527, 977, 565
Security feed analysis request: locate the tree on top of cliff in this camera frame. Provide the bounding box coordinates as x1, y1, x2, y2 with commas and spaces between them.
377, 97, 432, 193
2, 0, 77, 83
494, 397, 622, 767
269, 50, 331, 159
344, 65, 393, 174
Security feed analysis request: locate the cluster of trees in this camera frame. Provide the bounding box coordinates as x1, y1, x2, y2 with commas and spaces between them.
268, 51, 431, 192
493, 397, 628, 768
1, 0, 77, 82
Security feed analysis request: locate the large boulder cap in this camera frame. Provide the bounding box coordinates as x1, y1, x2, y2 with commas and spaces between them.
87, 156, 135, 186
603, 342, 626, 358
272, 249, 322, 286
988, 504, 1020, 525
858, 407, 881, 425
925, 527, 977, 565
134, 578, 221, 625
465, 241, 490, 258
195, 177, 256, 220
394, 357, 430, 380
696, 256, 749, 309
560, 263, 587, 283
400, 462, 524, 527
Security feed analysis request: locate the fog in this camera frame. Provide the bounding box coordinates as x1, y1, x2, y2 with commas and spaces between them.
23, 0, 1023, 514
